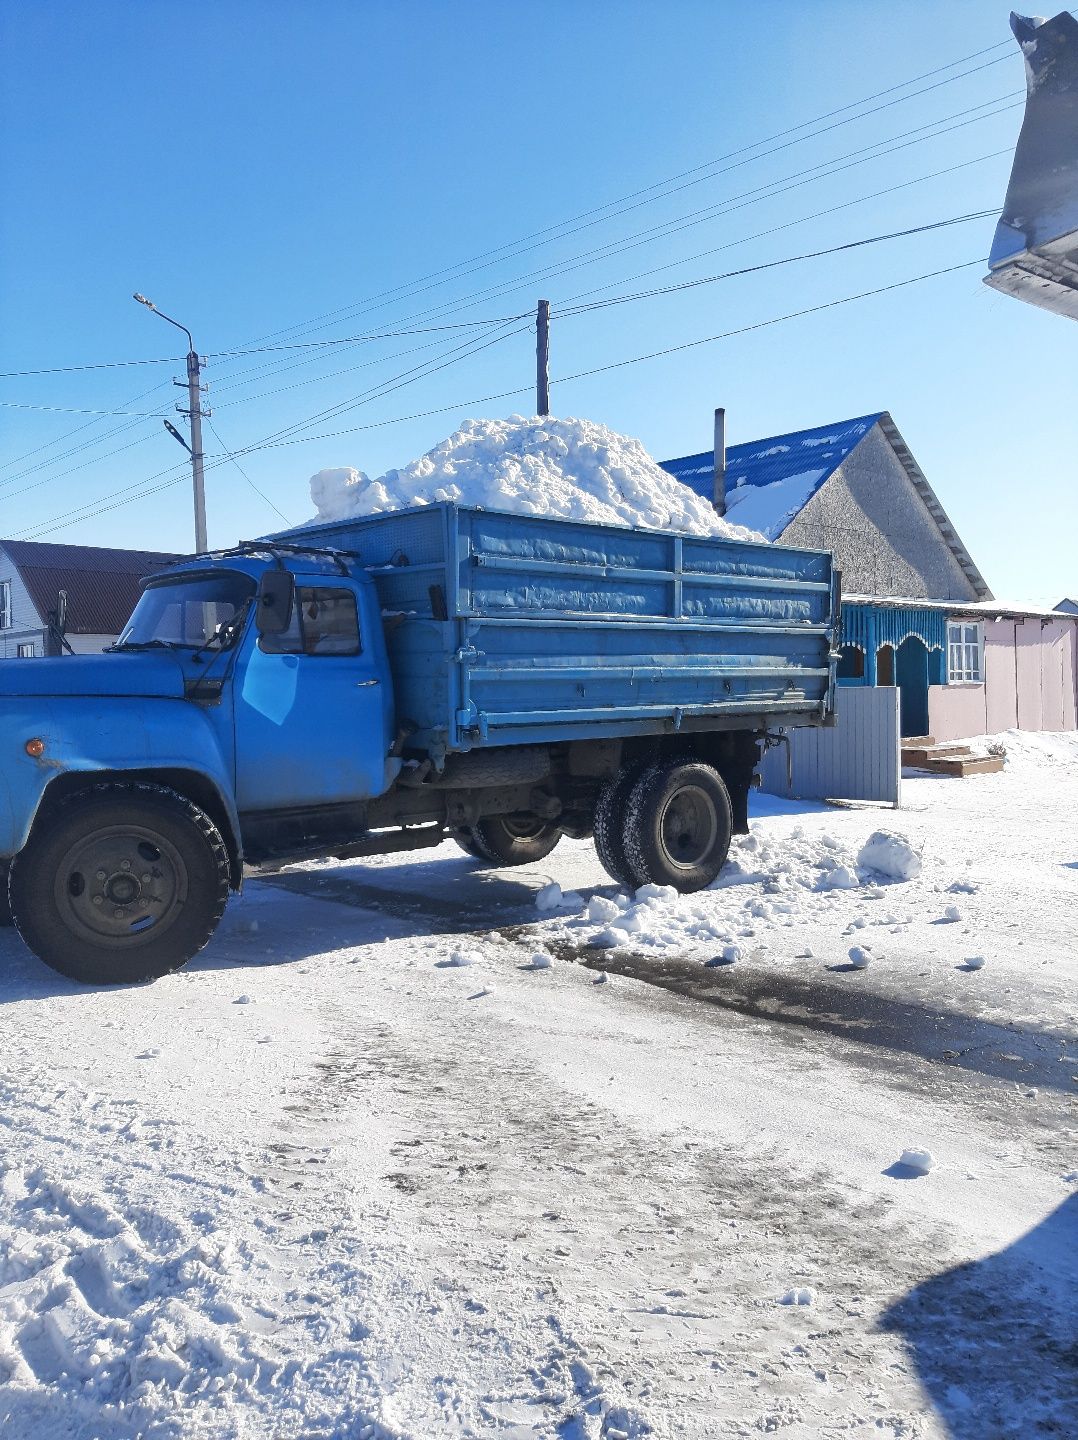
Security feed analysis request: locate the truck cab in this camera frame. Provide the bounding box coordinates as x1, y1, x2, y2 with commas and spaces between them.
0, 546, 395, 985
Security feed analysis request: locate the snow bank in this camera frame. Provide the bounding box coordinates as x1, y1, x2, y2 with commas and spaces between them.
535, 882, 583, 912
897, 1148, 936, 1175
779, 1286, 817, 1306
857, 830, 922, 882
309, 415, 764, 541
548, 823, 923, 959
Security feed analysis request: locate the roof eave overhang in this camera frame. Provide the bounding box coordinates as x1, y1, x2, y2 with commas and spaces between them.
874, 413, 993, 603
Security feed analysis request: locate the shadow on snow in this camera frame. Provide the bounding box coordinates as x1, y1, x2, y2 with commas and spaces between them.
880, 1193, 1078, 1438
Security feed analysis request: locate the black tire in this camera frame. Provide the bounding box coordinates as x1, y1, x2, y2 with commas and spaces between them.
0, 862, 11, 927
592, 761, 649, 887
623, 760, 732, 893
558, 819, 594, 841
450, 827, 489, 861
9, 783, 230, 985
468, 813, 562, 866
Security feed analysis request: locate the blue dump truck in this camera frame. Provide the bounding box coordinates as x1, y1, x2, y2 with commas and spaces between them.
0, 504, 839, 984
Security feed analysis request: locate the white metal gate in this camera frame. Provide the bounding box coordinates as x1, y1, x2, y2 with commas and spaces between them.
758, 686, 901, 805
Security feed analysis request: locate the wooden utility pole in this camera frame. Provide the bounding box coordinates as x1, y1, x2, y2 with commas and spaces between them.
536, 299, 550, 415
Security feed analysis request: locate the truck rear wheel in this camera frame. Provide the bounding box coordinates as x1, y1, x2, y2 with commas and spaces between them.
592, 761, 648, 887
450, 828, 488, 861
0, 863, 11, 927
624, 760, 732, 893
467, 813, 562, 866
9, 783, 230, 985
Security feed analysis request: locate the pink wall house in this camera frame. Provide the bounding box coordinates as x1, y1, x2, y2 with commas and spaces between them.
928, 609, 1078, 742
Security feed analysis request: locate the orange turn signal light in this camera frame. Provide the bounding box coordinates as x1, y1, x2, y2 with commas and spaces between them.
25, 738, 45, 758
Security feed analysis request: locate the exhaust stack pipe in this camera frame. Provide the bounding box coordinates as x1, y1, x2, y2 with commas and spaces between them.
713, 407, 726, 516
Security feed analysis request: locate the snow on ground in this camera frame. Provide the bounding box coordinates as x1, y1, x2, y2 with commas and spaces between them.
308, 415, 763, 542
1, 731, 1076, 1438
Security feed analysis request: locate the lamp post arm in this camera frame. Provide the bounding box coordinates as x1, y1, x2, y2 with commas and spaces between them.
150, 307, 195, 354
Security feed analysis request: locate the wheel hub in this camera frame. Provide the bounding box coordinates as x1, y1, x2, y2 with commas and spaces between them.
501, 813, 547, 840
105, 872, 141, 905
54, 825, 186, 945
658, 785, 718, 869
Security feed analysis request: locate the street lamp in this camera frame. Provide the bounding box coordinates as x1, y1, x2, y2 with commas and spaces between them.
133, 293, 208, 552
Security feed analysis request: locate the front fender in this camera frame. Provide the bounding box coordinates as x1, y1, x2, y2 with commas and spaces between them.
0, 697, 240, 863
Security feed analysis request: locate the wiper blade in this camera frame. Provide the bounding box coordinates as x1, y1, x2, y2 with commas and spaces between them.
105, 639, 185, 652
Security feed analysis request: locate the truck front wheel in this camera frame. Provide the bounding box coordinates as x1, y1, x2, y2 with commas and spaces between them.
9, 783, 230, 985
465, 813, 562, 866
624, 760, 732, 893
0, 863, 12, 927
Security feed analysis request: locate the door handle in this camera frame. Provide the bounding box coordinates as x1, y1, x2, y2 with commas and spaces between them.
356, 678, 380, 687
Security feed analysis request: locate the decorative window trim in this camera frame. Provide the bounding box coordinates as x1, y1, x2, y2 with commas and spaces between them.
947, 620, 984, 684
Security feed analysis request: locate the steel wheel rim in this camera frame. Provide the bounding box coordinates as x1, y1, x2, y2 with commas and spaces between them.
658, 785, 718, 869
501, 813, 548, 840
52, 823, 188, 946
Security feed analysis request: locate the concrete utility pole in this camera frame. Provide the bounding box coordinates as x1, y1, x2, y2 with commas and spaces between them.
536, 299, 550, 416
133, 294, 209, 552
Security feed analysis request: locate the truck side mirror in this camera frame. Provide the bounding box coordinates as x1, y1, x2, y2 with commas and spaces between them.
255, 570, 295, 635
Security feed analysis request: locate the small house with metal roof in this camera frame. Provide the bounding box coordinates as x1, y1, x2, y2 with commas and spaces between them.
0, 540, 180, 659
661, 414, 1077, 743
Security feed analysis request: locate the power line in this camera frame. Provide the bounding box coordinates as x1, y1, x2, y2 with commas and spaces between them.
0, 134, 1006, 512
0, 315, 531, 380
243, 258, 988, 451
556, 211, 998, 316
115, 92, 1020, 436
16, 256, 979, 542
210, 319, 536, 463
0, 400, 169, 417
16, 248, 990, 542
240, 41, 1014, 352
3, 60, 1017, 500
0, 356, 185, 379
555, 259, 986, 386
205, 316, 531, 360
206, 419, 292, 526
0, 432, 159, 504
0, 378, 174, 483
15, 322, 534, 540
0, 45, 1019, 520
553, 149, 1008, 310
361, 94, 1021, 337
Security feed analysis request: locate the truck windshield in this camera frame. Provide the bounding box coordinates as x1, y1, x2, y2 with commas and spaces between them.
115, 572, 256, 649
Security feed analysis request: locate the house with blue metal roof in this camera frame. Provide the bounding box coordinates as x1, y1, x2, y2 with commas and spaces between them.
661, 411, 989, 602
661, 414, 1077, 745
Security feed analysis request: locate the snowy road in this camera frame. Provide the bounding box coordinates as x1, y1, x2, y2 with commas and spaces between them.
1, 734, 1076, 1439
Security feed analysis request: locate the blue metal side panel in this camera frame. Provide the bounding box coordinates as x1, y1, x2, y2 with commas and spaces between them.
292, 504, 837, 755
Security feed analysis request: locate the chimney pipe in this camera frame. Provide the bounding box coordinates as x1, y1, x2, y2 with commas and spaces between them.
713, 407, 726, 516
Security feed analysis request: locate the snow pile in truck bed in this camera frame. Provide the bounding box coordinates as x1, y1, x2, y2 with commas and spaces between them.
308, 415, 764, 541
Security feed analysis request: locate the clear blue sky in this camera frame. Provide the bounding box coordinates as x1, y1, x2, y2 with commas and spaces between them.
1, 1, 1074, 603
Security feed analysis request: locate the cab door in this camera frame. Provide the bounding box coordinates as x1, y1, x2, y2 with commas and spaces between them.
232, 578, 388, 812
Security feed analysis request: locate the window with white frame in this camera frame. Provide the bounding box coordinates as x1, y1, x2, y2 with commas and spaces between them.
17, 642, 35, 658
947, 620, 983, 683
0, 580, 10, 630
